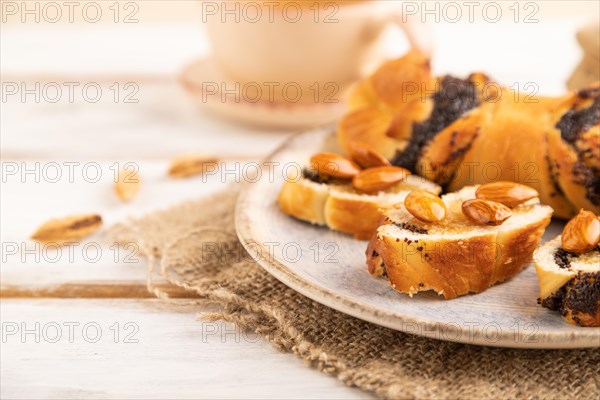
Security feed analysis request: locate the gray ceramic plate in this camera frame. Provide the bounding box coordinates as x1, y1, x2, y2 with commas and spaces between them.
235, 125, 600, 348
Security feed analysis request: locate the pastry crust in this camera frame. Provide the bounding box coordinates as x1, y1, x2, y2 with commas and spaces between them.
367, 186, 553, 299
278, 175, 441, 240
447, 93, 580, 218
278, 179, 329, 226
534, 236, 600, 327
337, 107, 399, 160
547, 86, 600, 216
337, 52, 600, 218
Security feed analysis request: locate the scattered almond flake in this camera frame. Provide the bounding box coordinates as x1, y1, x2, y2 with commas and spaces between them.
168, 155, 219, 178
31, 214, 102, 245
115, 168, 140, 202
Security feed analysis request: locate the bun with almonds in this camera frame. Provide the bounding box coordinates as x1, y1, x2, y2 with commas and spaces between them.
278, 143, 441, 240
534, 210, 600, 327
367, 183, 553, 299
338, 50, 600, 219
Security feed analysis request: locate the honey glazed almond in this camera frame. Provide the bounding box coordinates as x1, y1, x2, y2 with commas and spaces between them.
404, 190, 447, 222
561, 209, 600, 253
461, 199, 512, 226
352, 166, 410, 194
475, 181, 539, 208
347, 141, 391, 169
310, 152, 361, 179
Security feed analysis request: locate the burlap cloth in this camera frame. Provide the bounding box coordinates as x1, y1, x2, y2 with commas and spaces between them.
110, 187, 599, 400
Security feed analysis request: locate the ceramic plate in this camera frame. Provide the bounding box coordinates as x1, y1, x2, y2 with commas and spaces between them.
235, 125, 599, 349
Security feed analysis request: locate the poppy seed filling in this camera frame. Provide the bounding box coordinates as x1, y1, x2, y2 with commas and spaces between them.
555, 94, 600, 205
392, 76, 480, 172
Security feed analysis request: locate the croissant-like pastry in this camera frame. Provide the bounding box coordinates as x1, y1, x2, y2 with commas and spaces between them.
338, 50, 600, 218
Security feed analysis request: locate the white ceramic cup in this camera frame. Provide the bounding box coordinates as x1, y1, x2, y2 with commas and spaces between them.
202, 1, 429, 102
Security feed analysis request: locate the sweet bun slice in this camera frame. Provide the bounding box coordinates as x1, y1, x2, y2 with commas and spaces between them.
534, 237, 600, 327
278, 174, 441, 240
367, 186, 553, 299
278, 178, 330, 226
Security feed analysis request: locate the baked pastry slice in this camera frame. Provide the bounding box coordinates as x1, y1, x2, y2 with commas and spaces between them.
278, 169, 440, 240
534, 210, 600, 327
367, 184, 553, 299
278, 143, 441, 240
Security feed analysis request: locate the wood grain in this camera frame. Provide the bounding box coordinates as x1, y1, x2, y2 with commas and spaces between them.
1, 299, 373, 400
1, 282, 196, 299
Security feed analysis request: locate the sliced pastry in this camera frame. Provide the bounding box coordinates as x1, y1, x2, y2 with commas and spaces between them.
367, 182, 553, 299
278, 142, 441, 240
534, 210, 600, 327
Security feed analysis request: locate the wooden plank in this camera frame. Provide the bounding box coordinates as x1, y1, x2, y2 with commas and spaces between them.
1, 161, 257, 298
1, 282, 195, 299
0, 81, 288, 161
1, 299, 373, 399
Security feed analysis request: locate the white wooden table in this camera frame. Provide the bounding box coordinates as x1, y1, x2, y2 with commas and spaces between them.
1, 4, 595, 398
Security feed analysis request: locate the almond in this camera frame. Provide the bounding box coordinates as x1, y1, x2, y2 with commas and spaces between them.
475, 181, 538, 208
347, 141, 391, 169
352, 166, 410, 194
404, 190, 447, 222
461, 199, 512, 226
115, 168, 140, 202
168, 155, 218, 178
310, 153, 361, 179
561, 210, 600, 253
31, 214, 102, 244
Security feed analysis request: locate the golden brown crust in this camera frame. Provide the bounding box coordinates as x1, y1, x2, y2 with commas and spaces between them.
418, 108, 488, 186
380, 233, 497, 299
347, 79, 379, 111
337, 107, 399, 160
547, 131, 599, 214
324, 194, 386, 240
368, 187, 553, 299
385, 98, 433, 142
366, 232, 384, 275
337, 51, 599, 218
547, 90, 600, 215
277, 180, 329, 226
443, 94, 579, 218
279, 176, 441, 239
374, 217, 551, 299
493, 210, 552, 283
369, 50, 434, 111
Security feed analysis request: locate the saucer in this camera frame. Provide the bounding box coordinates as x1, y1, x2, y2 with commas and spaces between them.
179, 58, 348, 129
